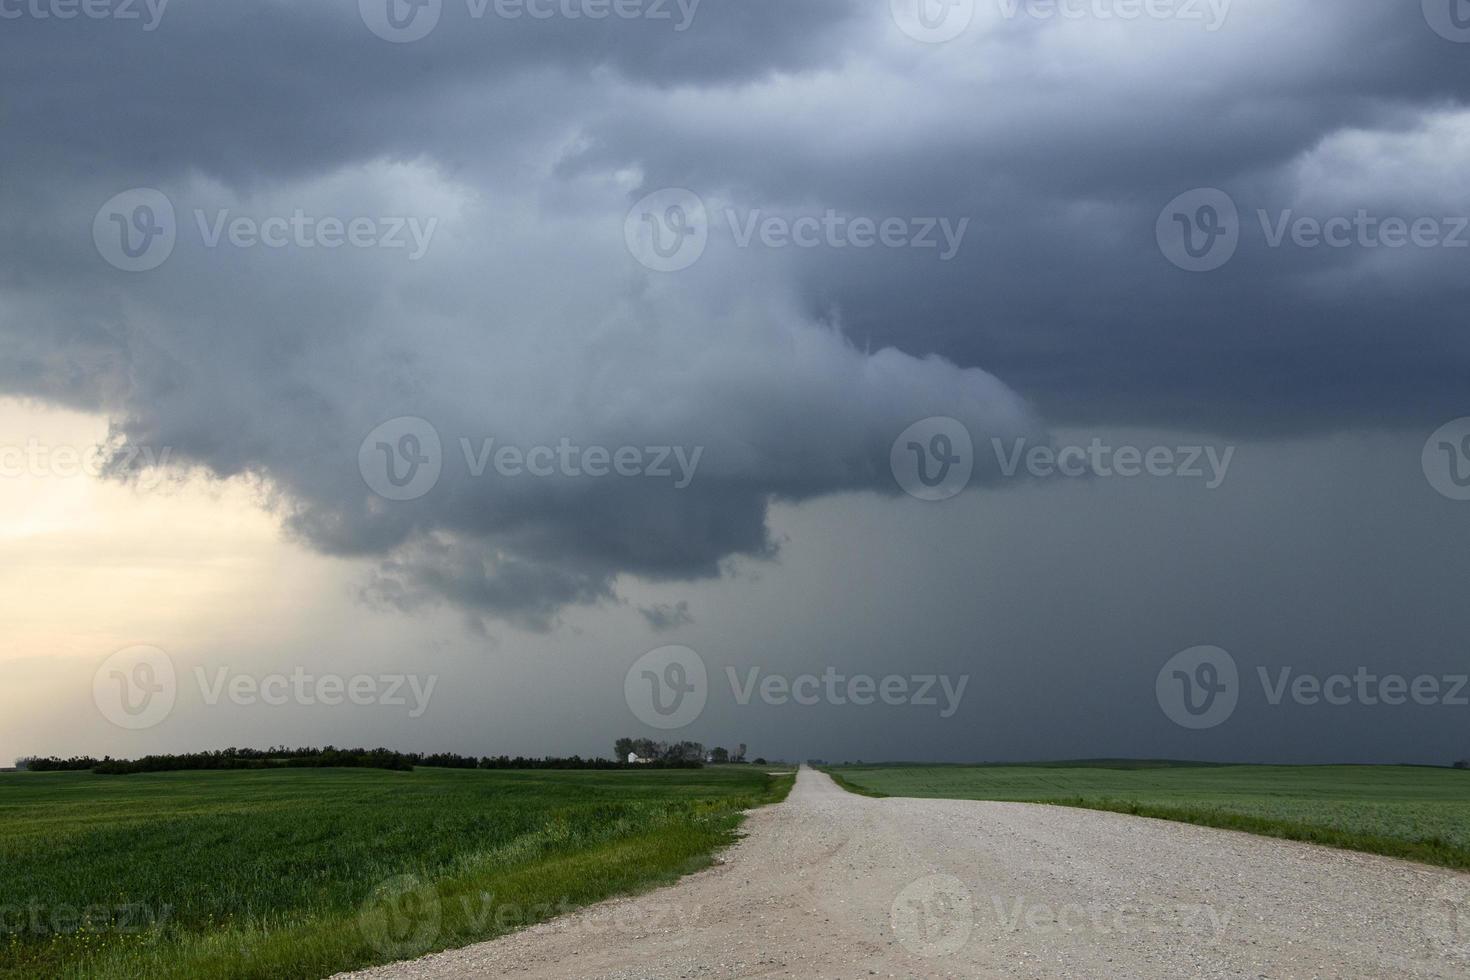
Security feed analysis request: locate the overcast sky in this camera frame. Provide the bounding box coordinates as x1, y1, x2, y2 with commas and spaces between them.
2, 0, 1469, 766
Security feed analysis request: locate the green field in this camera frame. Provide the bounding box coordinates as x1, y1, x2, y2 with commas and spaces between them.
0, 766, 792, 979
824, 762, 1470, 869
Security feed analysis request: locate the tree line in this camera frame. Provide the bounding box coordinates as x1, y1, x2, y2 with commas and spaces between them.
614, 738, 752, 764
16, 746, 705, 775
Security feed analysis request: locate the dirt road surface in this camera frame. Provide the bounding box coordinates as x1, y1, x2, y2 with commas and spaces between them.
338, 766, 1470, 979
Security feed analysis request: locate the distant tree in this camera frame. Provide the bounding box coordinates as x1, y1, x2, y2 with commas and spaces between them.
733, 743, 747, 763
709, 746, 730, 764
614, 737, 635, 760
753, 757, 768, 765
1455, 759, 1470, 770
660, 740, 703, 762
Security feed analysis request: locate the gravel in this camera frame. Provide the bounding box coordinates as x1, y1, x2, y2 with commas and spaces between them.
336, 766, 1470, 979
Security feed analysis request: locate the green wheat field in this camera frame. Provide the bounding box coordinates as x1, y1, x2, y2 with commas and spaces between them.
825, 761, 1470, 869
0, 766, 792, 979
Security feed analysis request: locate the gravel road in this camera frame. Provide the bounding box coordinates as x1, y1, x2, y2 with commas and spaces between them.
338, 766, 1470, 979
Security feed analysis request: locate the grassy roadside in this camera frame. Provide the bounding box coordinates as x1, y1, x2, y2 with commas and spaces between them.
821, 762, 1470, 870
822, 769, 888, 799
0, 766, 794, 979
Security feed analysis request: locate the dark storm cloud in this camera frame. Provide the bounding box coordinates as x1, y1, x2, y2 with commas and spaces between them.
557, 1, 1470, 433
0, 0, 862, 183
640, 600, 693, 630
1, 0, 1466, 623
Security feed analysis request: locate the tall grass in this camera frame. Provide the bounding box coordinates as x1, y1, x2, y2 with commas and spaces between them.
0, 766, 792, 978
822, 762, 1470, 869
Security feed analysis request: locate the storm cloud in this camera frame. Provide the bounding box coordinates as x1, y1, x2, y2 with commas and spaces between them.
1, 0, 1467, 629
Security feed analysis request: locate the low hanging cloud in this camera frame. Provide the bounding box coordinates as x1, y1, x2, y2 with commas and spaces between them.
2, 151, 1037, 627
